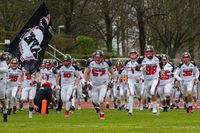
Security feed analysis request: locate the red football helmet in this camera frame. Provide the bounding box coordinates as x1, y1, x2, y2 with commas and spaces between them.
181, 52, 191, 64
144, 45, 154, 59
93, 50, 104, 64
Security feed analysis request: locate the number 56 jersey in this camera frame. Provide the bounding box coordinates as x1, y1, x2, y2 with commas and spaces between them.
87, 60, 112, 86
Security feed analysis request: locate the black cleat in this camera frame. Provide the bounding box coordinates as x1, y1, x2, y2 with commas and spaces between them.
106, 104, 109, 109
7, 108, 12, 115
3, 113, 7, 122
70, 106, 75, 111
163, 106, 168, 112
95, 107, 100, 113
128, 112, 132, 115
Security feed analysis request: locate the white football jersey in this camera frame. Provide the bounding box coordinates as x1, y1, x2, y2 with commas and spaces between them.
7, 68, 21, 88
58, 65, 79, 87
39, 68, 46, 82
0, 60, 8, 80
125, 60, 142, 80
174, 62, 199, 81
113, 69, 119, 82
22, 68, 37, 87
88, 60, 112, 86
137, 56, 161, 80
159, 62, 174, 85
45, 68, 57, 86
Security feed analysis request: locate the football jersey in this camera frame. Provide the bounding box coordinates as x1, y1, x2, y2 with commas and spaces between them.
57, 65, 79, 87
159, 62, 174, 85
174, 62, 199, 81
0, 60, 8, 80
7, 68, 21, 88
45, 68, 57, 86
87, 60, 112, 86
113, 69, 119, 82
125, 60, 142, 80
22, 68, 37, 87
39, 68, 46, 82
137, 56, 161, 80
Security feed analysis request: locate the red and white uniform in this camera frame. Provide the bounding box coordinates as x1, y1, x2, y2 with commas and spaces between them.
157, 62, 174, 101
21, 68, 38, 100
174, 62, 199, 95
137, 56, 161, 96
87, 59, 112, 105
57, 65, 79, 102
6, 68, 21, 106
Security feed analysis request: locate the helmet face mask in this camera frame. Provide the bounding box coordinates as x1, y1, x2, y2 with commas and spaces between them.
45, 60, 52, 70
10, 58, 19, 69
161, 54, 168, 65
63, 55, 72, 67
182, 52, 191, 64
144, 45, 154, 59
129, 49, 138, 60
93, 50, 104, 64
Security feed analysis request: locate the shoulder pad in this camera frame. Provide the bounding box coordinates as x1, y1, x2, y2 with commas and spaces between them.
105, 59, 112, 67
72, 64, 80, 70
124, 59, 131, 66
85, 59, 92, 67
137, 56, 144, 64
191, 61, 197, 66
57, 64, 63, 69
177, 62, 183, 68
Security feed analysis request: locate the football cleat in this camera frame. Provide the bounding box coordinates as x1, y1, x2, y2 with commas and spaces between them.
128, 111, 133, 115
100, 113, 105, 120
152, 107, 157, 114
64, 110, 70, 117
187, 106, 193, 113
13, 106, 17, 114
106, 104, 109, 109
7, 108, 12, 115
95, 107, 100, 113
3, 113, 7, 122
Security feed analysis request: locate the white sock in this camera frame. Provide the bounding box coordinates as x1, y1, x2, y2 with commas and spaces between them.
129, 96, 134, 113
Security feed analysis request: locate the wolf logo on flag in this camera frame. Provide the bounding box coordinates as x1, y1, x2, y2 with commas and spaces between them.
19, 15, 50, 62
6, 2, 54, 74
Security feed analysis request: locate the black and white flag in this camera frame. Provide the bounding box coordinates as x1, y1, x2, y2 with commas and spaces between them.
6, 2, 54, 73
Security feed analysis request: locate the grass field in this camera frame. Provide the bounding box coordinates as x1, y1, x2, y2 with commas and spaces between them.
0, 108, 200, 133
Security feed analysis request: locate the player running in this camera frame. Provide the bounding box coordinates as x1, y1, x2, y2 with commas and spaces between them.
83, 50, 114, 119
174, 52, 199, 113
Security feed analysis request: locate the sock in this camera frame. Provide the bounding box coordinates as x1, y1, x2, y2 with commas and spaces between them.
128, 95, 134, 113
66, 101, 71, 111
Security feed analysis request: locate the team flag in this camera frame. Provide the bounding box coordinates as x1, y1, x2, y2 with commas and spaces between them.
6, 2, 54, 73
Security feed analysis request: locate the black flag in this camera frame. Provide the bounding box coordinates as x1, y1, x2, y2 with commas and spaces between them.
6, 2, 54, 74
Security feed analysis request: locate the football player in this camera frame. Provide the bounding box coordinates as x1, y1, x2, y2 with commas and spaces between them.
174, 52, 199, 113
83, 50, 114, 119
56, 55, 80, 117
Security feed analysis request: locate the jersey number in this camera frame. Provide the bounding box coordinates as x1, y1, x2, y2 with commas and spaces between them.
63, 72, 72, 78
183, 70, 192, 76
9, 75, 18, 82
92, 69, 106, 77
160, 71, 170, 80
146, 66, 157, 75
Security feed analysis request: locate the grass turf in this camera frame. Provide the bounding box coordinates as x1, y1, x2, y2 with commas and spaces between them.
0, 108, 200, 133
